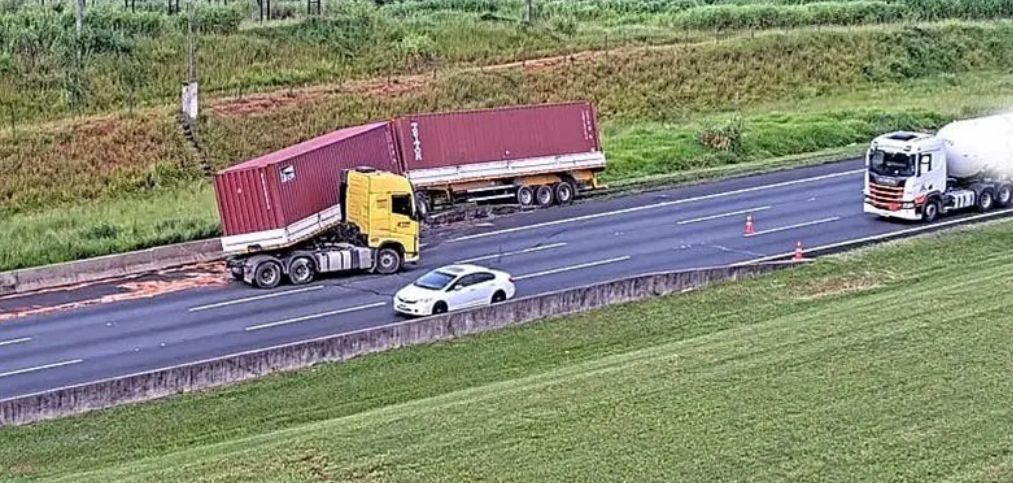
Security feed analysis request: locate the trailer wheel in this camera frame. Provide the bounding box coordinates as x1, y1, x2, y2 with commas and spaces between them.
922, 200, 940, 223
535, 185, 554, 207
374, 247, 402, 275
554, 181, 575, 205
516, 186, 535, 207
229, 266, 244, 281
997, 184, 1012, 208
253, 260, 283, 289
288, 257, 315, 285
977, 188, 995, 213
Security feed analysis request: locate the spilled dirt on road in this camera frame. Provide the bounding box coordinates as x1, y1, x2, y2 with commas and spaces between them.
0, 263, 228, 321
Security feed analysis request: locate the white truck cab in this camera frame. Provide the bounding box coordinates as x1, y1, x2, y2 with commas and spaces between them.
864, 125, 1013, 223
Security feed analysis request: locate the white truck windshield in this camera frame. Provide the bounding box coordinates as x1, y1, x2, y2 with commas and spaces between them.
869, 150, 915, 177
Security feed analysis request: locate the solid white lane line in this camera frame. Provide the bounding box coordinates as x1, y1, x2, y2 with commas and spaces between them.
0, 337, 31, 348
189, 286, 324, 312
0, 359, 83, 379
744, 217, 841, 237
677, 206, 772, 225
449, 169, 864, 242
734, 208, 1013, 265
514, 256, 632, 281
455, 242, 569, 264
245, 302, 387, 332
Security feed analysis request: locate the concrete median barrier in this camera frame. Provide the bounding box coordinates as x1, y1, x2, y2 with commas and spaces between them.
0, 262, 795, 427
0, 239, 224, 297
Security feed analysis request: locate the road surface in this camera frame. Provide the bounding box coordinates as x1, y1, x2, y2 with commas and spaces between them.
0, 159, 995, 399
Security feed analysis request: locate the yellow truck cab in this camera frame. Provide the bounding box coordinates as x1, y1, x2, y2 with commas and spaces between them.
344, 169, 421, 267
226, 169, 422, 289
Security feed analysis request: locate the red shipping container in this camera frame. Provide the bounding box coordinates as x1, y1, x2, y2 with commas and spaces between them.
391, 102, 603, 184
213, 122, 400, 239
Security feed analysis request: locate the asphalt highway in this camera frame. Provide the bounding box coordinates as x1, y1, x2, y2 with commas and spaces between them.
0, 158, 991, 399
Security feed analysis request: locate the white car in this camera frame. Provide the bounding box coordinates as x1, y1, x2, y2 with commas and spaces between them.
394, 264, 516, 316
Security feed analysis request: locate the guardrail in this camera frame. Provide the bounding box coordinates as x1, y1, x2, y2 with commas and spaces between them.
0, 262, 795, 427
0, 240, 224, 297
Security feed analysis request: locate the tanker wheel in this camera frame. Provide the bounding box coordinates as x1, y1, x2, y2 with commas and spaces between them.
516, 186, 535, 207
921, 200, 940, 223
554, 181, 575, 205
288, 257, 316, 285
535, 185, 554, 207
996, 184, 1012, 208
254, 260, 282, 289
977, 189, 995, 213
374, 247, 402, 275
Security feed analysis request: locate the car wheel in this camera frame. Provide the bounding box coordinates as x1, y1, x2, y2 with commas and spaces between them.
432, 301, 448, 315
491, 290, 507, 304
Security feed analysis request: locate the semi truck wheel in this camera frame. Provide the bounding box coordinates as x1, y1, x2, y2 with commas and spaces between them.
288, 257, 315, 285
997, 185, 1012, 208
229, 266, 244, 281
254, 260, 283, 289
516, 186, 535, 207
976, 189, 995, 213
374, 247, 402, 275
414, 191, 431, 218
535, 185, 554, 206
922, 200, 940, 223
554, 181, 575, 205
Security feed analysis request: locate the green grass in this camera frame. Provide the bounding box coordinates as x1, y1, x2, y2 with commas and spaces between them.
0, 183, 216, 271
4, 213, 1013, 481
3, 19, 1013, 271
3, 66, 1012, 272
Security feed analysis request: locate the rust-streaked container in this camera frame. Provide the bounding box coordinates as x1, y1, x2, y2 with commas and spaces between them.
213, 122, 400, 239
390, 102, 603, 185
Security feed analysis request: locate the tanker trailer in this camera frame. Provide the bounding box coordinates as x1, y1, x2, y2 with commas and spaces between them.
863, 113, 1013, 222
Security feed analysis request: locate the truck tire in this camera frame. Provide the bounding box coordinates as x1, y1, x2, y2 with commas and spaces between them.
253, 260, 283, 289
374, 247, 402, 275
516, 186, 535, 207
535, 185, 554, 207
997, 184, 1012, 208
922, 199, 940, 223
414, 191, 431, 218
288, 257, 315, 285
229, 266, 244, 281
976, 188, 995, 213
554, 181, 575, 205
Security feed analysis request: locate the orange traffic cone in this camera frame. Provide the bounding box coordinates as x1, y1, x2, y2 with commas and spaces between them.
793, 241, 805, 261
744, 215, 755, 235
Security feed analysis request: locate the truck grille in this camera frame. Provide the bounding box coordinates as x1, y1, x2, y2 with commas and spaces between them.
866, 181, 905, 210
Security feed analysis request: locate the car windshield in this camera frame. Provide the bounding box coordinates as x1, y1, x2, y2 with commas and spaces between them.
413, 270, 456, 290
869, 150, 915, 177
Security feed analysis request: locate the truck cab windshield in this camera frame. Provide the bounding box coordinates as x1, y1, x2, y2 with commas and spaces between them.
869, 150, 915, 177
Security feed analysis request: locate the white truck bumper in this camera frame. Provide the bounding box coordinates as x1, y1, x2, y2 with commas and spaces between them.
863, 203, 921, 221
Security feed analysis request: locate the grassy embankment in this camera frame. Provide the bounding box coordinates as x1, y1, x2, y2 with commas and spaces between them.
2, 2, 1013, 270
3, 208, 1013, 481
